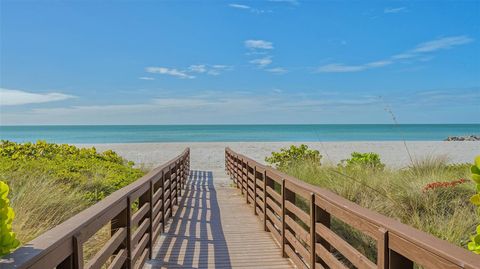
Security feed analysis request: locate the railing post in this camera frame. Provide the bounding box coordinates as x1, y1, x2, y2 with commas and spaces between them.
378, 228, 389, 269
245, 161, 249, 204
177, 161, 181, 198
169, 166, 174, 216
263, 170, 268, 232
139, 182, 153, 260
281, 178, 286, 257
148, 180, 154, 259
309, 193, 316, 269
316, 202, 331, 268
161, 171, 165, 233
73, 235, 83, 269
389, 250, 413, 269
253, 166, 257, 215
57, 255, 73, 269
112, 197, 131, 269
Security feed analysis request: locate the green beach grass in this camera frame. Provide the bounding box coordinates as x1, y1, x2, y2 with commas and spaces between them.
266, 145, 477, 261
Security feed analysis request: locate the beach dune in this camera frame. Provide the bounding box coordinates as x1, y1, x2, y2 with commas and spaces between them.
80, 141, 480, 170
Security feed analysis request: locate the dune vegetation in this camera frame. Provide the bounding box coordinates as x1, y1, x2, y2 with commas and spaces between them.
0, 140, 145, 254
266, 145, 478, 260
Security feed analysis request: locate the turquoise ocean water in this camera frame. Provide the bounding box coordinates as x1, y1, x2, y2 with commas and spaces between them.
0, 124, 478, 143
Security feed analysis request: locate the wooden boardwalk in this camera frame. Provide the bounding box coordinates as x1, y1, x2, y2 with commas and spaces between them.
144, 170, 294, 269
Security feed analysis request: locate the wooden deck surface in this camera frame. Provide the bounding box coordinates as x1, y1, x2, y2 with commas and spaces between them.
144, 170, 294, 269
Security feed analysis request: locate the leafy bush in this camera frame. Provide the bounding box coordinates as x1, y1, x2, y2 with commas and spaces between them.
340, 152, 385, 170
0, 140, 144, 203
468, 155, 480, 254
265, 144, 321, 170
0, 140, 145, 246
0, 181, 19, 256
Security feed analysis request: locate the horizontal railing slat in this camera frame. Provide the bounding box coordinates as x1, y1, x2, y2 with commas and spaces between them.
224, 147, 480, 269
2, 148, 190, 269
86, 228, 127, 269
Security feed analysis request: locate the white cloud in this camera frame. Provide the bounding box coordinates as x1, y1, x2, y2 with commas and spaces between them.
384, 7, 407, 14
188, 64, 207, 73
229, 3, 250, 9
317, 35, 473, 73
250, 57, 273, 68
188, 64, 231, 75
317, 64, 367, 73
365, 60, 393, 67
145, 64, 231, 78
245, 39, 274, 50
412, 36, 473, 53
266, 67, 288, 74
145, 67, 195, 79
139, 77, 155, 80
0, 88, 75, 106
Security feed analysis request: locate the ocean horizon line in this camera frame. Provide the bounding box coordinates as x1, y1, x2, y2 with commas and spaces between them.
1, 124, 478, 143
1, 123, 479, 127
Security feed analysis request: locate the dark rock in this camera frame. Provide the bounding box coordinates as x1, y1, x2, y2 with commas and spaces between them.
444, 135, 480, 141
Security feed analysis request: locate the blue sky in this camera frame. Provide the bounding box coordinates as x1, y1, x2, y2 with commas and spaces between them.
0, 0, 479, 125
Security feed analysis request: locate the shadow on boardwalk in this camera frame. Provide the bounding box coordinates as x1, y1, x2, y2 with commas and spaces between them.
147, 170, 232, 269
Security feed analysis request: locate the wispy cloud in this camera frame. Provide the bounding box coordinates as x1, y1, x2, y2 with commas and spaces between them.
188, 64, 232, 75
229, 3, 250, 9
229, 3, 272, 14
384, 7, 407, 14
145, 67, 195, 79
266, 67, 288, 74
245, 39, 274, 50
412, 36, 473, 52
250, 57, 273, 68
145, 64, 231, 79
139, 76, 155, 80
188, 64, 207, 73
317, 64, 367, 73
317, 35, 473, 73
0, 88, 75, 106
5, 88, 475, 124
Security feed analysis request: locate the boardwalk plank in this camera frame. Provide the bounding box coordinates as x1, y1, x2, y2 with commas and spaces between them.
144, 170, 294, 269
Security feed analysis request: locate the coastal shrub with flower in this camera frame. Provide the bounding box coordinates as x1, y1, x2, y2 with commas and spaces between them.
0, 181, 19, 256
268, 147, 476, 260
265, 144, 321, 169
468, 156, 480, 254
422, 178, 469, 193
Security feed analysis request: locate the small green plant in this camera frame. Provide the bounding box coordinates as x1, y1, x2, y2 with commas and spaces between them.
0, 181, 19, 256
468, 155, 480, 254
265, 144, 321, 170
340, 152, 385, 170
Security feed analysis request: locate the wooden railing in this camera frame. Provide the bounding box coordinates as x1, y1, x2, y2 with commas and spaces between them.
1, 148, 190, 269
225, 147, 480, 269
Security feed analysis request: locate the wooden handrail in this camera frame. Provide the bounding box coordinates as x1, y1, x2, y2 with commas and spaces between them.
0, 148, 190, 269
225, 147, 480, 269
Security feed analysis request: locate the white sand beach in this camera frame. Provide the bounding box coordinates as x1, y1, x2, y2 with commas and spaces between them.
81, 141, 480, 170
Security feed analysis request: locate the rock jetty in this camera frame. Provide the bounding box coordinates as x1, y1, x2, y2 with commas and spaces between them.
444, 135, 480, 141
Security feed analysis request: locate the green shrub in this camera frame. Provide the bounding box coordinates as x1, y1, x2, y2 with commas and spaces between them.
0, 181, 19, 256
340, 152, 385, 170
468, 155, 480, 254
0, 140, 145, 246
0, 140, 144, 203
265, 144, 321, 170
